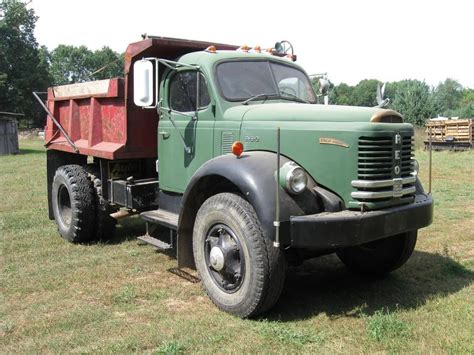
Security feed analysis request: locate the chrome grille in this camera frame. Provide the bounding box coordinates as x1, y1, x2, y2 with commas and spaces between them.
351, 134, 416, 202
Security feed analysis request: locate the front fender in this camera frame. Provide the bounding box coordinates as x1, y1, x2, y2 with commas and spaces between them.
180, 151, 321, 245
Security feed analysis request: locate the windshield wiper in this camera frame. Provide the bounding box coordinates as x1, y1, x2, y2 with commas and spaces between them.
242, 93, 279, 105
242, 93, 310, 105
279, 92, 310, 104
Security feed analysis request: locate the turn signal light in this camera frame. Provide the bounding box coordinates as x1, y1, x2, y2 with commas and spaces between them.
232, 141, 244, 157
205, 46, 217, 53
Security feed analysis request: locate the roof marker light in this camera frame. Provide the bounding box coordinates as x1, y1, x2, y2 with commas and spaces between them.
238, 45, 250, 52
205, 46, 217, 53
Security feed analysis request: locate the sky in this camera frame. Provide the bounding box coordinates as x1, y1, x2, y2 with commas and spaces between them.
31, 0, 473, 88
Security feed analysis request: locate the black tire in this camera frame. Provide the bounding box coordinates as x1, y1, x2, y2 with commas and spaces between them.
336, 231, 418, 276
193, 193, 285, 318
51, 165, 96, 243
85, 165, 118, 240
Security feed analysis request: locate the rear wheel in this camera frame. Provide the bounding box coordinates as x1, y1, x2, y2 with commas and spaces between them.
336, 231, 417, 276
52, 165, 95, 243
193, 193, 285, 318
85, 165, 118, 240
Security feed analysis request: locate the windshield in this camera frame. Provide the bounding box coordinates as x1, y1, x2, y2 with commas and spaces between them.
216, 60, 317, 103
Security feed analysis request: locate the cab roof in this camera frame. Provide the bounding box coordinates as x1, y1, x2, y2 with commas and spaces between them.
177, 50, 304, 72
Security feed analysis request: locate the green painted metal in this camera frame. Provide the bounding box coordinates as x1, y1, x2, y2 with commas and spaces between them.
157, 50, 415, 209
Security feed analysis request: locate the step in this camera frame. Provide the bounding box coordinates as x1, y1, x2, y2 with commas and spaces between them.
141, 209, 179, 230
137, 234, 172, 251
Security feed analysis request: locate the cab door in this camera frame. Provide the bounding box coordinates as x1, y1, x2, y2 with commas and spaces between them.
158, 70, 214, 193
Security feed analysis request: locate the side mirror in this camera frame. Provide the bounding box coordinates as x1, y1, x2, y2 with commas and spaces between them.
133, 60, 154, 107
319, 78, 330, 95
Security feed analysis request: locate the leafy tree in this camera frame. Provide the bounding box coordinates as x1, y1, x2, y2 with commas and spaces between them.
49, 45, 123, 85
0, 0, 51, 127
433, 78, 463, 114
351, 79, 380, 107
389, 80, 437, 126
330, 80, 380, 106
330, 83, 354, 105
445, 88, 474, 117
89, 47, 123, 80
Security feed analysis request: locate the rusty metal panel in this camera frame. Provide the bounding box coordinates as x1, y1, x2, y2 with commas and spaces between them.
44, 37, 238, 160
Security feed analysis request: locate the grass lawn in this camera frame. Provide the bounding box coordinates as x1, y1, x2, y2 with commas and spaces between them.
1, 138, 473, 353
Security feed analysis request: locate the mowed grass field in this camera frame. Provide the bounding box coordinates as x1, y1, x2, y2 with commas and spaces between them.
1, 137, 473, 353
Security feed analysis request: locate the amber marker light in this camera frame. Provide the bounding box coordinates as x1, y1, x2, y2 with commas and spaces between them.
205, 46, 217, 53
238, 45, 250, 52
231, 141, 244, 157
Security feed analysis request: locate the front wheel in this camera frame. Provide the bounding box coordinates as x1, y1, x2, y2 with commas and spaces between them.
336, 231, 417, 276
193, 193, 285, 318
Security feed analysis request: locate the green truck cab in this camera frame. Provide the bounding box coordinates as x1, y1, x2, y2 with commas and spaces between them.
42, 37, 433, 318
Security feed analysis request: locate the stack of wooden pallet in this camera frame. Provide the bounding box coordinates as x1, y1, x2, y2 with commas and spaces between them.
425, 118, 473, 150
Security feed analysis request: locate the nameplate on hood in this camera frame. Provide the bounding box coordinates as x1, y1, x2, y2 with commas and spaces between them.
319, 137, 349, 148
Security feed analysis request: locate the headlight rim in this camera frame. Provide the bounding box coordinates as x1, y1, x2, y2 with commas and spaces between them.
284, 164, 308, 194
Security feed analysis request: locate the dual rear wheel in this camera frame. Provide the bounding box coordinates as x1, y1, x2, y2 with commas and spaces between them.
51, 164, 116, 243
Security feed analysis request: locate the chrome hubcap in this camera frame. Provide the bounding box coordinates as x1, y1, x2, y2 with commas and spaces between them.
204, 224, 245, 292
210, 246, 225, 271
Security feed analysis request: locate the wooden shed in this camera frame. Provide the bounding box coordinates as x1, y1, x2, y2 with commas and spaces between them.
0, 113, 20, 155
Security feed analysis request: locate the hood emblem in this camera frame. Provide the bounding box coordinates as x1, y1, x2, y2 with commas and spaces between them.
319, 137, 349, 148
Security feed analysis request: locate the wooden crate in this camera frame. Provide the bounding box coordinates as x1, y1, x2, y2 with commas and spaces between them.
425, 118, 473, 149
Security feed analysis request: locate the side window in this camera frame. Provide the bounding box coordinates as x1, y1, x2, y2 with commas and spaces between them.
169, 72, 210, 112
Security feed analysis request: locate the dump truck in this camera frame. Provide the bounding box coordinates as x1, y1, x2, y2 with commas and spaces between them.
38, 36, 433, 318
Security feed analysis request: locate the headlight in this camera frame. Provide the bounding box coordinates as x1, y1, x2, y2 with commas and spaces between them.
280, 162, 308, 194
413, 159, 420, 175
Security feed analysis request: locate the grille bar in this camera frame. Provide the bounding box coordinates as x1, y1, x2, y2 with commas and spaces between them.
352, 134, 416, 203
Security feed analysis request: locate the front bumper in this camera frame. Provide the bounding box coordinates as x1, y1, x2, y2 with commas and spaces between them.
290, 193, 433, 249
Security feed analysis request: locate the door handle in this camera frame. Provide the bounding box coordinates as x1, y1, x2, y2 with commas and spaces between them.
159, 131, 170, 139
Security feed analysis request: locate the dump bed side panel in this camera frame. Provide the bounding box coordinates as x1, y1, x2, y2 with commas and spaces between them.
44, 78, 157, 160
44, 37, 238, 160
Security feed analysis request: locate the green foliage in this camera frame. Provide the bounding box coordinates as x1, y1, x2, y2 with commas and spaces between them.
330, 82, 354, 105
154, 340, 185, 354
389, 80, 438, 126
254, 320, 325, 346
434, 78, 463, 113
112, 285, 137, 305
0, 0, 51, 127
351, 79, 380, 107
445, 88, 474, 117
49, 44, 123, 85
330, 77, 473, 125
366, 310, 411, 342
330, 79, 380, 107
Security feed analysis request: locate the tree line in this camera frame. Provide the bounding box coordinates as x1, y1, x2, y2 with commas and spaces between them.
316, 78, 474, 126
1, 1, 473, 128
0, 1, 123, 127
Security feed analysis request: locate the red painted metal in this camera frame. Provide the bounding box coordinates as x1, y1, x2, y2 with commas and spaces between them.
44, 36, 238, 160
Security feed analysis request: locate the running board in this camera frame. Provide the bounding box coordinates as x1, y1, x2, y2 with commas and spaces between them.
137, 234, 172, 251
141, 209, 179, 230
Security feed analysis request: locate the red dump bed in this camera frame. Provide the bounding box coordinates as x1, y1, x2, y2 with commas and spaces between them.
44, 36, 237, 160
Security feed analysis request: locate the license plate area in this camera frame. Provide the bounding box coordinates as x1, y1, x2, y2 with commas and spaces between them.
393, 178, 403, 197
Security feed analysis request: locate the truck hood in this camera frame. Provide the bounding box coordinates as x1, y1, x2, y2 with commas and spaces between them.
224, 103, 383, 122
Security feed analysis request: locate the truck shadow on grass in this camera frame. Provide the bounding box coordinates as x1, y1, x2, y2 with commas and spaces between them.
268, 251, 473, 321
18, 147, 45, 155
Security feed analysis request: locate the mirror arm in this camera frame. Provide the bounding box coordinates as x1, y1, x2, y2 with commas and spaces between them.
159, 106, 192, 154
195, 72, 200, 119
